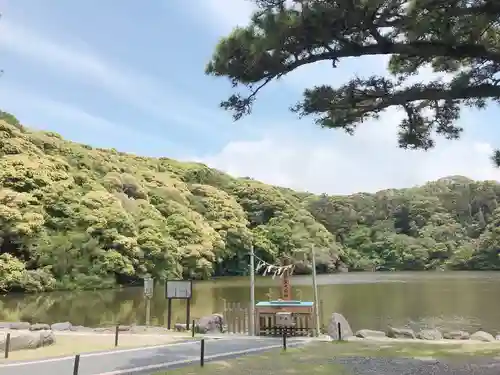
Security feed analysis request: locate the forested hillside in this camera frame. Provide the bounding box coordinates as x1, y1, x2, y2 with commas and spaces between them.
0, 111, 499, 293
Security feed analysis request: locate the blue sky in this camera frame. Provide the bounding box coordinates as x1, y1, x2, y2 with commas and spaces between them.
0, 0, 499, 194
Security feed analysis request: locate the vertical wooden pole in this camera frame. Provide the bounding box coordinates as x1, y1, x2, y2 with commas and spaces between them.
4, 333, 10, 358
200, 339, 205, 367
311, 245, 320, 337
115, 325, 119, 347
249, 244, 255, 335
186, 298, 191, 330
73, 354, 80, 375
167, 298, 172, 330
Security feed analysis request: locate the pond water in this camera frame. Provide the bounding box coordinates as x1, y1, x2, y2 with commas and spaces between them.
1, 272, 499, 333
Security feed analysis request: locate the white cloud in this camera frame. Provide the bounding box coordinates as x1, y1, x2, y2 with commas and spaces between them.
200, 115, 500, 195
0, 19, 219, 131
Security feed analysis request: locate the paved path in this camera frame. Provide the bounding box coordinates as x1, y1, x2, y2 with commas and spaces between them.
0, 337, 307, 375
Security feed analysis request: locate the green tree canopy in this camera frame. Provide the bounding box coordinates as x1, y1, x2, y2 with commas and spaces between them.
206, 0, 500, 163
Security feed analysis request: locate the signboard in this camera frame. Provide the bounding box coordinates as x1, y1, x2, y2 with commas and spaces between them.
165, 280, 192, 299
275, 312, 294, 327
165, 279, 193, 330
144, 277, 154, 298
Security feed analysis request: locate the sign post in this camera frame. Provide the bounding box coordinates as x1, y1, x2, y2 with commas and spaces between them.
165, 280, 193, 330
144, 274, 154, 326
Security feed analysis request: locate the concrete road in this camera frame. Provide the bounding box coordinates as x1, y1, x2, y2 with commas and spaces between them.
0, 337, 308, 375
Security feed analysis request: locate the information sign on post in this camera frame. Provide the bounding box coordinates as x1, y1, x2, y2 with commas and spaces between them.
165, 280, 193, 330
144, 277, 154, 298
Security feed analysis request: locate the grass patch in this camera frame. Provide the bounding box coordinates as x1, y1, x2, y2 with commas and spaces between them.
154, 340, 500, 375
0, 333, 190, 362
327, 340, 500, 359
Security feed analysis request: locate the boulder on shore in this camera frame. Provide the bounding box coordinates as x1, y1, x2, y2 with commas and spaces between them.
442, 331, 470, 340
30, 323, 50, 331
197, 314, 224, 334
387, 326, 416, 339
470, 331, 495, 342
0, 330, 55, 351
355, 329, 386, 339
51, 322, 72, 331
0, 322, 31, 330
174, 323, 187, 332
328, 313, 353, 340
416, 329, 443, 340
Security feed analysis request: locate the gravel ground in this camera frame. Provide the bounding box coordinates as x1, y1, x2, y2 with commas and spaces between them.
333, 356, 500, 375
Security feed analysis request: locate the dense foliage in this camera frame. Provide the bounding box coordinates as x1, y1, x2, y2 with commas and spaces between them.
206, 0, 500, 163
1, 113, 500, 293
0, 114, 338, 292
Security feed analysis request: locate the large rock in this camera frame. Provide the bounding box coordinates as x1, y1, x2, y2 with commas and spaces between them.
10, 322, 31, 330
328, 313, 353, 340
417, 329, 443, 340
355, 329, 386, 339
71, 325, 92, 332
0, 331, 55, 351
39, 331, 56, 347
51, 322, 72, 331
30, 323, 50, 331
197, 314, 224, 334
387, 326, 416, 339
443, 331, 470, 340
0, 322, 30, 330
470, 330, 495, 342
174, 323, 187, 332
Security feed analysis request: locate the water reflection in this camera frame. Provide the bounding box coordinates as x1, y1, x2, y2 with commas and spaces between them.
1, 272, 499, 333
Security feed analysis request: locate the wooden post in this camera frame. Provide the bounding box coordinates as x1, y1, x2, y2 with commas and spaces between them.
200, 338, 205, 367
311, 245, 320, 337
167, 298, 172, 330
191, 319, 195, 337
115, 325, 119, 347
4, 333, 10, 358
186, 299, 191, 330
73, 354, 80, 375
249, 244, 255, 336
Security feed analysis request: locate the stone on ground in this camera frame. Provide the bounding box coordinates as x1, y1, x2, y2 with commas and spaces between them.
470, 330, 495, 342
416, 329, 443, 340
51, 322, 72, 331
0, 330, 56, 351
355, 329, 386, 338
442, 330, 470, 340
197, 314, 224, 334
328, 313, 353, 340
387, 326, 416, 339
